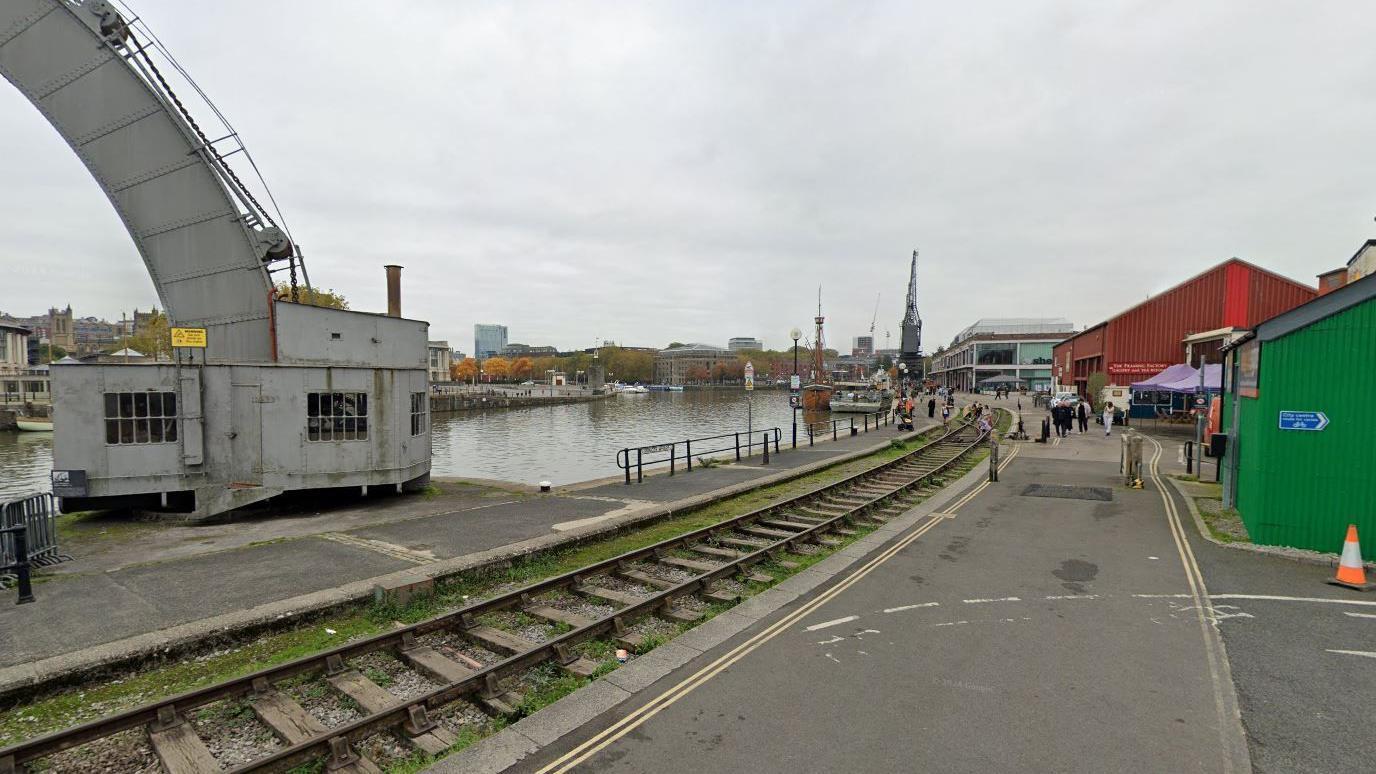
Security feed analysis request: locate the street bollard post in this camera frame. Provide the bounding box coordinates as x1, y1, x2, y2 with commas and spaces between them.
762, 432, 770, 465
2, 525, 35, 605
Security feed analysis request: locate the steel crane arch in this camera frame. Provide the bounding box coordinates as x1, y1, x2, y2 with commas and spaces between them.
0, 0, 297, 361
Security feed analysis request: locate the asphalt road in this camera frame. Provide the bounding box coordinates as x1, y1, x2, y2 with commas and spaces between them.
1148, 436, 1376, 774
518, 433, 1254, 773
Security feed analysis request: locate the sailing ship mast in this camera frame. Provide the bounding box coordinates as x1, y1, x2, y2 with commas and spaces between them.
812, 286, 826, 382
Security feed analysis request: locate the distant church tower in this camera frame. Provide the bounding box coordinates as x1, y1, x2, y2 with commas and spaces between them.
48, 305, 75, 352
898, 251, 923, 380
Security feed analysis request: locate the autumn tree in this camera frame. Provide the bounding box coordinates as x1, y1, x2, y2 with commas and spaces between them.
511, 357, 534, 381
116, 311, 171, 359
685, 365, 710, 383
272, 282, 349, 309
453, 357, 478, 382
483, 357, 511, 381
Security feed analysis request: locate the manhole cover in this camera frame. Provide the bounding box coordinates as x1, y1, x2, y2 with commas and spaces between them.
1020, 484, 1113, 501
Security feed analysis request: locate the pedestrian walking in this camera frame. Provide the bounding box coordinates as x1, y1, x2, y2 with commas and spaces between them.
1016, 397, 1022, 411
1076, 400, 1089, 433
927, 397, 936, 418
1103, 402, 1115, 437
941, 403, 951, 427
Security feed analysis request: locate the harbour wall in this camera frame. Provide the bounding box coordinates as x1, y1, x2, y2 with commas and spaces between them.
429, 391, 613, 414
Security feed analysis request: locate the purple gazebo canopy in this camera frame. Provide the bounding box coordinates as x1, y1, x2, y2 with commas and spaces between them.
1132, 363, 1222, 394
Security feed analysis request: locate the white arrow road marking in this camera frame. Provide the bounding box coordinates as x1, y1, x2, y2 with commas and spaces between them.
804, 615, 858, 632
883, 602, 940, 613
1327, 649, 1376, 659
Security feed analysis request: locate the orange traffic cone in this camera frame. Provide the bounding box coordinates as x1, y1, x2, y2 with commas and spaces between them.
1329, 524, 1374, 591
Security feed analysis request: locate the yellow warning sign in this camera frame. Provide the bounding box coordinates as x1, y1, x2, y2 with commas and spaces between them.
170, 327, 207, 348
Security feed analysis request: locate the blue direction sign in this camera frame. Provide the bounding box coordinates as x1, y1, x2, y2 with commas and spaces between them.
1278, 410, 1329, 431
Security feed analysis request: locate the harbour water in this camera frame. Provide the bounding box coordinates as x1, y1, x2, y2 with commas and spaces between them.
0, 389, 822, 499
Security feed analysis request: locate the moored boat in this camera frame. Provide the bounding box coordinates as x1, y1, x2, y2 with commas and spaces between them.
829, 381, 892, 413
16, 416, 53, 432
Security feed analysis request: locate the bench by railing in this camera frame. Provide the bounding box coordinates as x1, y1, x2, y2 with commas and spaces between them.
617, 428, 783, 484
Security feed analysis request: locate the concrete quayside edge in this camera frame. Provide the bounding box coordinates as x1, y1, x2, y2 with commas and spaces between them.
0, 417, 940, 702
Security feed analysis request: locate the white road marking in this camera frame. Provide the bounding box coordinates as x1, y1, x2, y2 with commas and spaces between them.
804, 615, 859, 632
883, 602, 940, 613
963, 596, 1021, 604
824, 653, 841, 663
1326, 649, 1376, 659
1343, 611, 1376, 620
1148, 556, 1160, 560
1211, 594, 1376, 607
1044, 594, 1100, 600
814, 635, 844, 645
1133, 593, 1192, 599
933, 620, 969, 627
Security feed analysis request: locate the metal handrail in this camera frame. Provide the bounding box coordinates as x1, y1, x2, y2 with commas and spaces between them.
798, 409, 895, 446
617, 428, 783, 484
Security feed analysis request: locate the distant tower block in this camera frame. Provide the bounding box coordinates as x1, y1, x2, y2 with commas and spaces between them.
898, 250, 924, 380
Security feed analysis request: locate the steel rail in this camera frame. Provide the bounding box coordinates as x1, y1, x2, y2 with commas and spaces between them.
1, 412, 1000, 771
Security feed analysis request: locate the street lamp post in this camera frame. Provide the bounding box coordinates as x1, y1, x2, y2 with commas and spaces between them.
790, 327, 801, 449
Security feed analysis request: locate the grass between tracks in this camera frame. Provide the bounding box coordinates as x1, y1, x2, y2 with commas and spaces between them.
2, 411, 1003, 769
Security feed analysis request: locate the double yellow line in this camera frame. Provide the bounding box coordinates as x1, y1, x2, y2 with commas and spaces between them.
1143, 436, 1244, 774
538, 443, 1018, 773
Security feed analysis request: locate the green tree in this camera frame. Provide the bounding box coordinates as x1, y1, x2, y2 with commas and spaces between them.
1086, 371, 1108, 411
115, 311, 171, 359
39, 344, 68, 363
666, 342, 685, 349
273, 282, 349, 309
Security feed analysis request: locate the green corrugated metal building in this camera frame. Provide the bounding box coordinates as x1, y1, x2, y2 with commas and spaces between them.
1220, 271, 1376, 560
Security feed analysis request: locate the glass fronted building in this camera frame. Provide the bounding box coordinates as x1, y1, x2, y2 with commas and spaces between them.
473, 323, 509, 360
928, 318, 1073, 392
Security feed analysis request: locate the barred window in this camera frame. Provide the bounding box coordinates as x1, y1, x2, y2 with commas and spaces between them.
104, 391, 178, 445
410, 392, 428, 436
307, 392, 368, 441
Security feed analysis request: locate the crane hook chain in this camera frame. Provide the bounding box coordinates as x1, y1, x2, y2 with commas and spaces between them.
117, 27, 285, 240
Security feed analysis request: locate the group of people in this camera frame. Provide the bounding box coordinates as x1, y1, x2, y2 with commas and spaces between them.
1049, 399, 1118, 438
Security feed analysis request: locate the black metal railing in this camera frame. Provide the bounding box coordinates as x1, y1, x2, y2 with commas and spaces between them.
617, 428, 783, 484
797, 409, 895, 446
2, 492, 67, 594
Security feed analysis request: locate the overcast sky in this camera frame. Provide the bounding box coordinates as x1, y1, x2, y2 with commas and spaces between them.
3, 0, 1374, 353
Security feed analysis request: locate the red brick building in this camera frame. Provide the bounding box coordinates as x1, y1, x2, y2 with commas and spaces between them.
1052, 259, 1316, 395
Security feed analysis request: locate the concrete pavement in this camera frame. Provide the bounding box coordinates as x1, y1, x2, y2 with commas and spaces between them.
0, 409, 936, 693
508, 423, 1254, 773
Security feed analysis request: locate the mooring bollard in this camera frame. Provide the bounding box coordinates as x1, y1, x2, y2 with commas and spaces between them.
2, 525, 35, 605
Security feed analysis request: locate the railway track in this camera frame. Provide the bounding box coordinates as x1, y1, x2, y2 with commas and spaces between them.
1, 412, 1002, 774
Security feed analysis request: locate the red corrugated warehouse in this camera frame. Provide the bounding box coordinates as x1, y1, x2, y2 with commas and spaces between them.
1052, 258, 1317, 393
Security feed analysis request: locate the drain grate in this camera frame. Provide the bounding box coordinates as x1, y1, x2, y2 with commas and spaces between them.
1020, 484, 1113, 502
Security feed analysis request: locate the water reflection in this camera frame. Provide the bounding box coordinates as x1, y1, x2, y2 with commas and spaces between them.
0, 430, 52, 500
433, 390, 806, 485
0, 390, 815, 497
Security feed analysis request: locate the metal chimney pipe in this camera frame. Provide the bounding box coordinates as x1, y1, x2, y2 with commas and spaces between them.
384, 264, 403, 317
